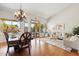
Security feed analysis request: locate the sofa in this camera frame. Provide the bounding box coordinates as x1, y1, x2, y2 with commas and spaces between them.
64, 35, 79, 51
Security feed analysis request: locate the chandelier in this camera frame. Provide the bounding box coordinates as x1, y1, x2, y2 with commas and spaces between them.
14, 4, 26, 21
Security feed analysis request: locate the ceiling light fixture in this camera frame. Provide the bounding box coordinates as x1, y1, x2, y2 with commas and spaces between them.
14, 3, 26, 21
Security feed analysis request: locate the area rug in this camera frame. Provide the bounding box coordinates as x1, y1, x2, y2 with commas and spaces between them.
37, 37, 71, 52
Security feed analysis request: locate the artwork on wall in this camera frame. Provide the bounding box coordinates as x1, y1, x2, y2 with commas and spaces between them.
57, 24, 65, 31
52, 23, 65, 32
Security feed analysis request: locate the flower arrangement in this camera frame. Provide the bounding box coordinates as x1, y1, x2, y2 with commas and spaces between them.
0, 23, 20, 33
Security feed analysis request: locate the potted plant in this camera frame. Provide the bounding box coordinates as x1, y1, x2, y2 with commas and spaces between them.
73, 26, 79, 35
32, 21, 44, 32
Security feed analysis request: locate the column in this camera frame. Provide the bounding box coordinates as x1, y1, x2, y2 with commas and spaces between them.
20, 21, 25, 33
27, 18, 31, 32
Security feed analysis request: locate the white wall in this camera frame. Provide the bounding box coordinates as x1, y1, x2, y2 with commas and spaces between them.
48, 4, 79, 33
0, 10, 14, 19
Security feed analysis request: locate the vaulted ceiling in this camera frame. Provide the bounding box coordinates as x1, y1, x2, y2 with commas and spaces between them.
0, 3, 71, 22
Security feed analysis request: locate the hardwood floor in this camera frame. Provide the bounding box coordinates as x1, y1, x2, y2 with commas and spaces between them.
0, 39, 79, 56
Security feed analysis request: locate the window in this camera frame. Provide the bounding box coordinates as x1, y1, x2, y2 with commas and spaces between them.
25, 23, 28, 27
12, 22, 20, 28
4, 21, 11, 25
31, 23, 35, 28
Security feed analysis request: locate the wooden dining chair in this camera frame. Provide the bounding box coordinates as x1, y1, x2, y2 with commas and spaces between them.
3, 32, 19, 56
19, 32, 33, 55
